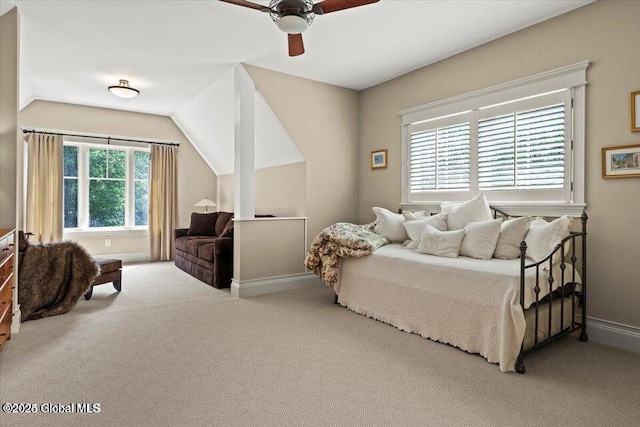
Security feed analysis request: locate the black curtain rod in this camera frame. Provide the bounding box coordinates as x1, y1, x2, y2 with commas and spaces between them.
22, 129, 179, 147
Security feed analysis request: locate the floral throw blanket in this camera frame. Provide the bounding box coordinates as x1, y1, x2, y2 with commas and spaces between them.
305, 222, 389, 288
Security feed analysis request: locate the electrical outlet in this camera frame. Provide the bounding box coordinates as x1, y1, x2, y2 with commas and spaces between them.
105, 239, 111, 247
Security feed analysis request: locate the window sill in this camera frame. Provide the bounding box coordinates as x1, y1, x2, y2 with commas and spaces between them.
64, 229, 149, 239
400, 201, 587, 217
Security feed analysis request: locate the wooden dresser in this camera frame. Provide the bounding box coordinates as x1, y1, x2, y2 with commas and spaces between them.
0, 229, 15, 352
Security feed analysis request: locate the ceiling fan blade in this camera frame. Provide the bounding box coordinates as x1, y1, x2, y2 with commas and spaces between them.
288, 34, 305, 57
312, 0, 379, 15
219, 0, 271, 13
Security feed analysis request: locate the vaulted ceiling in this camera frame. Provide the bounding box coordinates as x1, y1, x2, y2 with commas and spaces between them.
4, 0, 594, 175
11, 0, 593, 116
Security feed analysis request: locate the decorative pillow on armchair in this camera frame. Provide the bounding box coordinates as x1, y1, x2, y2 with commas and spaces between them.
215, 212, 234, 237
187, 212, 218, 236
219, 217, 235, 238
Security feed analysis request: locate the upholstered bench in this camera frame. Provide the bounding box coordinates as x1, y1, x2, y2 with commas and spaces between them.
84, 258, 122, 300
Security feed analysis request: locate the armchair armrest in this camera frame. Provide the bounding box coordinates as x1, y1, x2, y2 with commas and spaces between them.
18, 231, 32, 252
174, 228, 189, 239
213, 237, 233, 257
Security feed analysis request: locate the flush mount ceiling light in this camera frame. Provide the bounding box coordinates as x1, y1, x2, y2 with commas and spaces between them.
108, 79, 140, 98
219, 0, 379, 56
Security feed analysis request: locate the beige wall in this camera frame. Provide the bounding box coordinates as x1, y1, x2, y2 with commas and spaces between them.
243, 65, 360, 244
218, 162, 306, 217
234, 218, 307, 281
358, 1, 640, 327
19, 100, 217, 256
0, 8, 19, 229
68, 235, 148, 257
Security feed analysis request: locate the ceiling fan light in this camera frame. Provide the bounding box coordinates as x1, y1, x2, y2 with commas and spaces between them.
276, 15, 308, 34
108, 79, 140, 98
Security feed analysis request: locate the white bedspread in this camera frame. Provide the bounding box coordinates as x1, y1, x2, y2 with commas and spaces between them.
337, 244, 581, 372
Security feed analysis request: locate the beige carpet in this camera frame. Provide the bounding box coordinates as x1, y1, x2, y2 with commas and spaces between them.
1, 262, 638, 427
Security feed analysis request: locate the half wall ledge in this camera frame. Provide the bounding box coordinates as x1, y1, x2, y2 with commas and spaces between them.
232, 217, 311, 297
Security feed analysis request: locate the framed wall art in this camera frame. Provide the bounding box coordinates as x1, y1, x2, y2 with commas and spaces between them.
602, 144, 640, 178
632, 91, 640, 132
371, 149, 387, 169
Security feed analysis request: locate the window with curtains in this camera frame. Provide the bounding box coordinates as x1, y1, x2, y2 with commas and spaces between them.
405, 89, 574, 204
63, 142, 150, 231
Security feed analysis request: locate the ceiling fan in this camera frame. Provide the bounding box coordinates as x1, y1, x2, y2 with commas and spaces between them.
219, 0, 380, 56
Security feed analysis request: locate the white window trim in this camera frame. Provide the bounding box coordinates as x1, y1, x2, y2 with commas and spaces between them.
63, 140, 150, 236
400, 61, 590, 217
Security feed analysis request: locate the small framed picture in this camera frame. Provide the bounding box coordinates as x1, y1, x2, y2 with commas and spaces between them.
632, 91, 640, 132
602, 144, 640, 179
371, 149, 387, 169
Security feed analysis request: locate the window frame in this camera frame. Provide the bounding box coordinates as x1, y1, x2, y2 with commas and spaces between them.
63, 140, 151, 236
399, 61, 589, 217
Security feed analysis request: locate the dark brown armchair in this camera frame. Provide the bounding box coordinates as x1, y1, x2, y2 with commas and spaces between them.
174, 212, 234, 288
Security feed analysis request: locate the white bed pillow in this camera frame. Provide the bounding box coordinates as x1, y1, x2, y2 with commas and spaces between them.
459, 219, 502, 260
493, 217, 531, 260
373, 207, 408, 242
402, 210, 430, 221
403, 213, 448, 250
416, 225, 465, 258
440, 201, 460, 214
524, 216, 572, 264
444, 193, 493, 231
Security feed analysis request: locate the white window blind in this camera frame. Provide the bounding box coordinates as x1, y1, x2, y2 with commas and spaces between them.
409, 114, 471, 193
410, 123, 471, 191
409, 129, 436, 191
400, 61, 589, 214
478, 103, 565, 190
407, 90, 571, 202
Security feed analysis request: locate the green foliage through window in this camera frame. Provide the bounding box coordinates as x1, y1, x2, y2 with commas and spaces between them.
64, 179, 78, 228
64, 146, 78, 177
63, 146, 79, 228
89, 180, 125, 227
63, 144, 150, 229
135, 151, 150, 180
134, 151, 150, 226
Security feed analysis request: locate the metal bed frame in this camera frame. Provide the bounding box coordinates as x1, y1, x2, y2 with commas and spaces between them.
334, 207, 588, 374
498, 208, 589, 374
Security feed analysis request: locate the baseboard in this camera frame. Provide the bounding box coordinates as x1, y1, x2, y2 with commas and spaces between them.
587, 316, 640, 354
93, 251, 148, 264
11, 306, 21, 334
231, 273, 321, 298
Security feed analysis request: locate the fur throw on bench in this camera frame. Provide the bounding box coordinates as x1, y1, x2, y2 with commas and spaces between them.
19, 241, 99, 321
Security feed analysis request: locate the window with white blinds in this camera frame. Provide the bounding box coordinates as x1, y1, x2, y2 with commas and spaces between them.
406, 90, 572, 203
410, 122, 470, 191
478, 102, 566, 190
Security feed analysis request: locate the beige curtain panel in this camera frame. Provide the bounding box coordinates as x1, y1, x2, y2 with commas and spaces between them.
149, 144, 178, 261
26, 133, 64, 243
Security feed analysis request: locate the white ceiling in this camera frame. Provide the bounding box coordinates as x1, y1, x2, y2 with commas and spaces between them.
11, 0, 594, 116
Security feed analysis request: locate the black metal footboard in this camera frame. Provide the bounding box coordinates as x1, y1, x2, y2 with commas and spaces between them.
514, 212, 588, 374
